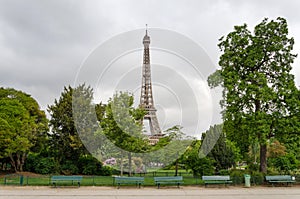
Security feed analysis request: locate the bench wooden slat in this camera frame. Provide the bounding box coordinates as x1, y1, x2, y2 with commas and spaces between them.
205, 180, 233, 184
202, 175, 232, 187
51, 176, 83, 187
154, 176, 183, 189
51, 176, 83, 180
114, 176, 144, 189
266, 175, 294, 181
202, 175, 230, 181
265, 175, 295, 186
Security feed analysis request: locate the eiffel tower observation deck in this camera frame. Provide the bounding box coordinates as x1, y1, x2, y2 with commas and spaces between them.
139, 26, 162, 137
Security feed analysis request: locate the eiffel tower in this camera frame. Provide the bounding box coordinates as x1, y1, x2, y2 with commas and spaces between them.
139, 26, 162, 137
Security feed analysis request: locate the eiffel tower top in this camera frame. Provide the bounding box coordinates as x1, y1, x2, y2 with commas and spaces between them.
143, 24, 150, 45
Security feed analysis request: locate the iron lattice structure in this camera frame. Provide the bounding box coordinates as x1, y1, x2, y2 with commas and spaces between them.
139, 28, 162, 136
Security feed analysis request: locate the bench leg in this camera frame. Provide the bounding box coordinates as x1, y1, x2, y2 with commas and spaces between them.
157, 183, 160, 189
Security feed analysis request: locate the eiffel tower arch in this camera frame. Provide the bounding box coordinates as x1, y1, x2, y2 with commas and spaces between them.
139, 27, 162, 136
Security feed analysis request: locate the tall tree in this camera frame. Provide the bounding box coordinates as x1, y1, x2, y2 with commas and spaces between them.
208, 17, 300, 173
0, 88, 48, 172
99, 92, 148, 175
203, 124, 238, 171
47, 84, 95, 166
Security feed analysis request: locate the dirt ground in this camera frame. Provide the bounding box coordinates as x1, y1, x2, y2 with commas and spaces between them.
0, 171, 44, 178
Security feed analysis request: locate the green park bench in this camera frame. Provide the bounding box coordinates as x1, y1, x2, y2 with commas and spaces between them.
202, 175, 232, 187
265, 175, 296, 186
154, 176, 183, 189
114, 176, 144, 189
51, 175, 83, 187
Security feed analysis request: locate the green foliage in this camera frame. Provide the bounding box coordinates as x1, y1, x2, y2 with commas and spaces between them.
61, 160, 79, 175
203, 124, 239, 171
99, 92, 150, 175
72, 84, 100, 154
25, 153, 59, 174
247, 163, 260, 172
48, 86, 77, 162
48, 84, 96, 166
283, 131, 300, 160
229, 169, 264, 185
100, 166, 114, 176
230, 170, 246, 184
77, 155, 112, 176
269, 153, 299, 174
218, 169, 230, 175
250, 171, 264, 185
100, 91, 148, 153
78, 155, 99, 175
47, 84, 111, 175
148, 125, 192, 170
208, 17, 300, 173
227, 140, 242, 163
24, 153, 39, 172
36, 158, 59, 175
0, 87, 48, 172
207, 69, 222, 88
182, 141, 214, 176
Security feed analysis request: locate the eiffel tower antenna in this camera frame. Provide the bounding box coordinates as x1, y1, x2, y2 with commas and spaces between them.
139, 26, 162, 135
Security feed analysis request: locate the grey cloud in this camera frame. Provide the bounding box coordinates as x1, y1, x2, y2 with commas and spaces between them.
0, 0, 299, 132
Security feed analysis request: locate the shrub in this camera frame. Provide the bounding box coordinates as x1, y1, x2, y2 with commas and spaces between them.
78, 155, 100, 175
25, 154, 59, 174
230, 169, 246, 184
218, 169, 230, 175
250, 171, 264, 185
35, 157, 59, 174
100, 166, 113, 176
82, 164, 99, 175
184, 155, 215, 176
78, 155, 113, 176
24, 153, 39, 172
61, 160, 79, 175
247, 163, 259, 172
272, 153, 299, 174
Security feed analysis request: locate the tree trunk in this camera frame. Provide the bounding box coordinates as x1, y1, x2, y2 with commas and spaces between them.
120, 151, 124, 176
9, 154, 17, 172
16, 153, 21, 171
20, 152, 27, 172
175, 158, 178, 176
128, 152, 132, 177
255, 99, 268, 173
260, 143, 267, 173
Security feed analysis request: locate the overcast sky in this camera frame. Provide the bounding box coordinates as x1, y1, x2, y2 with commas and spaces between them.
1, 0, 300, 136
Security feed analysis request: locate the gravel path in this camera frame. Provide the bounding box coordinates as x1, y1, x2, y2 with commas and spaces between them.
1, 186, 300, 199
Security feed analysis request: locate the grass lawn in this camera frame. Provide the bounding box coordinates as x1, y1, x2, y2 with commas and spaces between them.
0, 171, 203, 186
